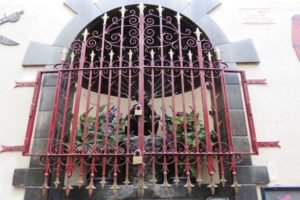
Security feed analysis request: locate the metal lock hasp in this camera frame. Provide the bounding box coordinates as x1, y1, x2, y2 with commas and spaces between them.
132, 149, 143, 165
134, 104, 143, 116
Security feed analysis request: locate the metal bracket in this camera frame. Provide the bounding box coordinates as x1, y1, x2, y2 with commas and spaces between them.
257, 141, 280, 148
15, 81, 36, 88
0, 145, 24, 153
246, 79, 267, 85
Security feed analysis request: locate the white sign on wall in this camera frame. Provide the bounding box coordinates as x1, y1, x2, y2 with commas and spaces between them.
240, 8, 275, 24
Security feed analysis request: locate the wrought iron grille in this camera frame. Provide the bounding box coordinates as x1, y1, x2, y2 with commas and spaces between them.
23, 4, 258, 197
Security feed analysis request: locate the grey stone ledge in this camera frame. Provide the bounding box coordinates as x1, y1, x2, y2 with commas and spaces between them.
197, 15, 230, 46
218, 39, 260, 63
64, 0, 101, 22
181, 0, 221, 23
236, 166, 269, 185
13, 168, 45, 187
22, 42, 63, 67
53, 15, 87, 47
95, 0, 189, 14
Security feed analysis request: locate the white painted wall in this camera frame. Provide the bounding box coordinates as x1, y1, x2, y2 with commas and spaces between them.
211, 0, 300, 186
0, 0, 300, 199
0, 0, 72, 199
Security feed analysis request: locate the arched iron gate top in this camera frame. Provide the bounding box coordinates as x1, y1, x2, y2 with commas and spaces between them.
62, 4, 216, 98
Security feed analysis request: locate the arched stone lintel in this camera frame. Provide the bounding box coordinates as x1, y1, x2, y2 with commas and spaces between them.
22, 0, 260, 67
22, 42, 64, 67
64, 0, 102, 22
218, 39, 260, 63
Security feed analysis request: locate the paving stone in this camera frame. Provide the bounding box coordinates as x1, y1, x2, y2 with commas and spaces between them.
229, 109, 248, 136
12, 168, 27, 187
224, 73, 240, 85
39, 86, 56, 111
226, 84, 244, 110
29, 138, 49, 167
42, 74, 58, 87
13, 168, 45, 187
24, 187, 47, 200
34, 111, 52, 138
233, 137, 251, 153
46, 184, 235, 200
235, 184, 258, 200
253, 166, 269, 184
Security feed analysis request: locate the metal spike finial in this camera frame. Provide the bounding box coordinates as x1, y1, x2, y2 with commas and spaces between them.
109, 50, 115, 61
194, 28, 202, 41
70, 52, 75, 63
138, 3, 145, 14
90, 51, 96, 61
214, 46, 221, 61
128, 50, 133, 60
188, 50, 193, 61
120, 6, 127, 17
169, 49, 174, 59
157, 5, 164, 17
207, 51, 212, 61
175, 13, 182, 24
61, 47, 69, 61
150, 49, 155, 59
82, 29, 89, 41
53, 177, 60, 189
102, 13, 109, 25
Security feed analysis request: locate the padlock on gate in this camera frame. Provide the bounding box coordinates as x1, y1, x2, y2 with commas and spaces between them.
132, 149, 143, 165
134, 104, 143, 116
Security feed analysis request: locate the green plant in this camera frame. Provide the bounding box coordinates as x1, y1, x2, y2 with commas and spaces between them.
164, 111, 215, 177
165, 111, 206, 149
75, 105, 127, 152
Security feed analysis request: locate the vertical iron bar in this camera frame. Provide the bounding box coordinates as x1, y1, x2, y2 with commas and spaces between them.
208, 57, 226, 187
101, 50, 114, 187
176, 13, 193, 193
65, 30, 88, 196
138, 3, 145, 177
23, 71, 42, 154
158, 6, 169, 190
124, 50, 133, 188
78, 55, 94, 188
94, 13, 108, 189
54, 55, 75, 188
150, 50, 157, 185
187, 51, 202, 186
240, 71, 258, 154
219, 68, 239, 192
196, 39, 215, 187
111, 7, 126, 193
169, 50, 179, 185
43, 69, 63, 194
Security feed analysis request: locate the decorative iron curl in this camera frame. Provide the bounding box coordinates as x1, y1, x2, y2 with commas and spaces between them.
71, 40, 83, 55
144, 14, 156, 25
86, 37, 98, 48
201, 39, 213, 54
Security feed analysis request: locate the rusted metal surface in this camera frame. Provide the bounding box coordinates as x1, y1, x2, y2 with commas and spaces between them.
22, 4, 258, 197
245, 79, 267, 85
0, 145, 24, 153
257, 141, 280, 148
292, 15, 300, 61
15, 81, 36, 88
